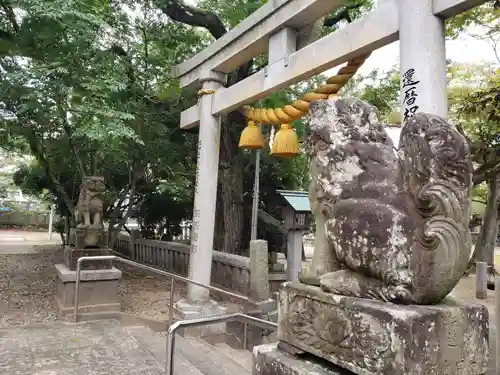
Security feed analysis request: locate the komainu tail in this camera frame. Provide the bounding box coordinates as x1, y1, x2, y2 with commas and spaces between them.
399, 113, 473, 304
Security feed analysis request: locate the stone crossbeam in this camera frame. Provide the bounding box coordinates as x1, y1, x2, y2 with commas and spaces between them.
180, 0, 398, 129
433, 0, 488, 17
174, 0, 347, 88
177, 0, 487, 129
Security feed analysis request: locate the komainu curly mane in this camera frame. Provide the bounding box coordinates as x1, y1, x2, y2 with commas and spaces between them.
302, 97, 472, 304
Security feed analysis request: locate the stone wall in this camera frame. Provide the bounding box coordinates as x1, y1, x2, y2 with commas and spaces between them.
0, 211, 50, 228
112, 233, 285, 297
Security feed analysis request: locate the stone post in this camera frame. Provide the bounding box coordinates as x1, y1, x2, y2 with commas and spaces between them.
229, 240, 276, 350
130, 229, 139, 260
268, 27, 296, 65
48, 204, 55, 240
476, 261, 488, 300
250, 240, 270, 301
399, 0, 447, 120
269, 250, 284, 272
286, 231, 304, 282
180, 221, 187, 240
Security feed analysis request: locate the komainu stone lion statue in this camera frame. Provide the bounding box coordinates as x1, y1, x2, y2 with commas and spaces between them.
300, 97, 473, 305
76, 176, 105, 229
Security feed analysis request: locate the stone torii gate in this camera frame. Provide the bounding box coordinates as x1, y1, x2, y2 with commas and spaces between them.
172, 0, 488, 318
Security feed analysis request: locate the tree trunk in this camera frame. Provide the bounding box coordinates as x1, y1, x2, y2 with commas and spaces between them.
468, 174, 500, 288
214, 188, 224, 251
217, 110, 246, 253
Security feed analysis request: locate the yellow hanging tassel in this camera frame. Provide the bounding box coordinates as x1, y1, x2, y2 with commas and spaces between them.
271, 124, 299, 158
239, 121, 264, 150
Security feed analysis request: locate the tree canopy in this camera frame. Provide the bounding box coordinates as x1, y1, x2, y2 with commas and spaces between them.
1, 0, 498, 259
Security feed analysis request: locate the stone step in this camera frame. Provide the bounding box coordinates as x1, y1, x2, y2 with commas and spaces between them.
180, 337, 251, 375
125, 325, 251, 375
212, 342, 253, 369
125, 326, 202, 375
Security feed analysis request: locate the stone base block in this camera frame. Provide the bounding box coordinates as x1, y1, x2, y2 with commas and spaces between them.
226, 301, 277, 350
270, 264, 285, 272
253, 343, 350, 375
174, 299, 227, 337
54, 263, 122, 317
278, 282, 489, 375
64, 246, 112, 271
69, 227, 106, 248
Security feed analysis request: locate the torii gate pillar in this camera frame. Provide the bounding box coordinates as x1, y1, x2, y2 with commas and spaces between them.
399, 0, 448, 121
186, 71, 227, 303
174, 71, 228, 334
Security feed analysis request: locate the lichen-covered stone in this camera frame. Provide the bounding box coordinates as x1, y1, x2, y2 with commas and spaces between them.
253, 343, 351, 375
278, 282, 489, 375
301, 97, 473, 305
69, 227, 107, 249
76, 176, 105, 229
64, 246, 112, 270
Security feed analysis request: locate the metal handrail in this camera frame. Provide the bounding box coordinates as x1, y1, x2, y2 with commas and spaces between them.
165, 313, 277, 375
73, 256, 262, 336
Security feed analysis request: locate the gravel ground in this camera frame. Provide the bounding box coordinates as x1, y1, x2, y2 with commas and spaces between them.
118, 264, 242, 322
0, 246, 62, 328
118, 265, 185, 322
0, 246, 242, 328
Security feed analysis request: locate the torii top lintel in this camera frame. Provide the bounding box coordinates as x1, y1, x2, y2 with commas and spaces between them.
172, 0, 347, 88
173, 0, 487, 129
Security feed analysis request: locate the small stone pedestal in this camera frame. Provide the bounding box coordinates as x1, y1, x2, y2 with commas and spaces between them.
54, 263, 122, 317
55, 227, 121, 317
276, 282, 489, 375
69, 227, 107, 248
64, 246, 112, 270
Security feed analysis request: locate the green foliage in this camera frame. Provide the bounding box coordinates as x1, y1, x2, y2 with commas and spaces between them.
199, 0, 265, 28
1, 0, 200, 235
448, 64, 499, 172
472, 182, 489, 205
343, 67, 400, 121
133, 178, 194, 238
445, 1, 499, 39
1, 0, 498, 248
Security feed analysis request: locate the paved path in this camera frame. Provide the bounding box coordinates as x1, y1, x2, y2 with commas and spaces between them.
0, 320, 164, 375
0, 230, 61, 255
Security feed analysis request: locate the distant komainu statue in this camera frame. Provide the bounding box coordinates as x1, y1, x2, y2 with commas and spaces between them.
76, 176, 105, 229
300, 97, 473, 304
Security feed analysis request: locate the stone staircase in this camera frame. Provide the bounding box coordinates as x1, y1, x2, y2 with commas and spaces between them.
125, 325, 253, 375
0, 319, 253, 375
2, 318, 495, 374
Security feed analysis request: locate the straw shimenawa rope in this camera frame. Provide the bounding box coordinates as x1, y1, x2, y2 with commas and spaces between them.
197, 89, 217, 97
242, 53, 371, 124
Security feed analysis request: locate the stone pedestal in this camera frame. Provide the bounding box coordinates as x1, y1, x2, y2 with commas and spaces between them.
54, 263, 122, 317
69, 227, 107, 248
277, 282, 489, 375
64, 246, 112, 271
174, 299, 227, 337
269, 251, 285, 272
226, 299, 277, 350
